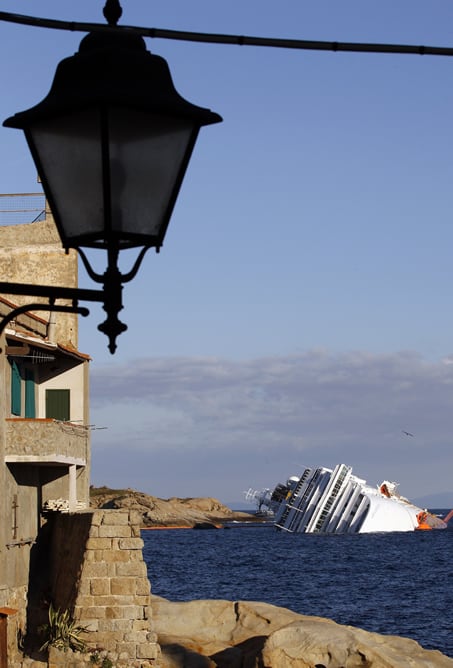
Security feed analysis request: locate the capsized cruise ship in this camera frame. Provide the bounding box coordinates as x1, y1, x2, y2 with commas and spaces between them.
247, 464, 448, 533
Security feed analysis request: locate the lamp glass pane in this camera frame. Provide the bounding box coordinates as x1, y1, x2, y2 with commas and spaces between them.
108, 109, 195, 243
28, 110, 104, 244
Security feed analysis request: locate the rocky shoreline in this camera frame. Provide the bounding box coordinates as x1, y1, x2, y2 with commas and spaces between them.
89, 486, 255, 528
152, 596, 453, 667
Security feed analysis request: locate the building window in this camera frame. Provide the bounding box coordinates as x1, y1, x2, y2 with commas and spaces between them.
46, 389, 70, 421
10, 361, 21, 416
10, 362, 36, 418
25, 369, 36, 418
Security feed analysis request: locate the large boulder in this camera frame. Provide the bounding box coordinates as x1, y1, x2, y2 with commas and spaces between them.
151, 596, 453, 668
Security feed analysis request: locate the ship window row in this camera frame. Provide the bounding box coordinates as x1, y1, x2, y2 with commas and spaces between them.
312, 469, 351, 532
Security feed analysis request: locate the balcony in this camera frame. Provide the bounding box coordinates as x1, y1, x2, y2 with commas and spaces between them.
4, 418, 87, 466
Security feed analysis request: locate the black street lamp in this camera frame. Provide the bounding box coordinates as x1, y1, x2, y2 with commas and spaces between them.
1, 0, 221, 353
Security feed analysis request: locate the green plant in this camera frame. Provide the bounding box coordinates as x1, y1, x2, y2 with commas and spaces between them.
39, 603, 88, 653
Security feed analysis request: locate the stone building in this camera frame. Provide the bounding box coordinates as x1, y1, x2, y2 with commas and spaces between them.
0, 199, 159, 667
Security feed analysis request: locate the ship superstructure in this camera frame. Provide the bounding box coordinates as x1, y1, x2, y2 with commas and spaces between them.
252, 464, 447, 533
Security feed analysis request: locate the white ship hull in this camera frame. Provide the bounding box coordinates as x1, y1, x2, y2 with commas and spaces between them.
267, 464, 447, 533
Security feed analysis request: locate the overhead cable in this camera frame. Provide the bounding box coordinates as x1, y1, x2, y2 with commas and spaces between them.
0, 10, 453, 58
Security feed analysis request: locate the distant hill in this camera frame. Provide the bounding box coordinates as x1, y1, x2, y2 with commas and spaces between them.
89, 486, 255, 527
413, 492, 453, 509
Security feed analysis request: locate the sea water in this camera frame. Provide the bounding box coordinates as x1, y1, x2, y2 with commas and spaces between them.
142, 518, 453, 658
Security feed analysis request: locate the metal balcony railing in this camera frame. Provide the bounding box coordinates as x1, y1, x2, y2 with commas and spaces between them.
0, 193, 46, 226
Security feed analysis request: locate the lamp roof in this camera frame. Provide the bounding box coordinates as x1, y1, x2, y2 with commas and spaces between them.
4, 28, 222, 129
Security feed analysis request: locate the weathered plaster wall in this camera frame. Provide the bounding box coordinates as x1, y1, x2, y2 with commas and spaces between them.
0, 336, 26, 664
3, 465, 39, 577
0, 332, 6, 587
1, 463, 40, 666
0, 217, 59, 247
38, 364, 86, 423
0, 217, 78, 345
81, 361, 90, 506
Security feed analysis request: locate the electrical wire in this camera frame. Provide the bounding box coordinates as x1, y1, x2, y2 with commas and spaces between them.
0, 10, 452, 58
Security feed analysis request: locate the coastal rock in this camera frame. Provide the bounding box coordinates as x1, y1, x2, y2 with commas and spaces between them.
151, 596, 453, 668
89, 487, 252, 527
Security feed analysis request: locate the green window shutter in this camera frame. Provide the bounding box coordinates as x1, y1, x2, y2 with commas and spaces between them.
11, 361, 21, 416
46, 389, 70, 421
25, 369, 36, 418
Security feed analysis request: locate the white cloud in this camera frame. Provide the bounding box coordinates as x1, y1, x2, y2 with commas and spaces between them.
89, 350, 453, 502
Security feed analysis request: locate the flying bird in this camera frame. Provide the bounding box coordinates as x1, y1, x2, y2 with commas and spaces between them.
402, 430, 414, 437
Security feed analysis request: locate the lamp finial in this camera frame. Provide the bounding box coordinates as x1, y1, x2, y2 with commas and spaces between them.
103, 0, 122, 26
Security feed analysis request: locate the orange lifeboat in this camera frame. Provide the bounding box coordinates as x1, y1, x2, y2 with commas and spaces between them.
379, 483, 391, 498
415, 510, 447, 530
415, 511, 432, 531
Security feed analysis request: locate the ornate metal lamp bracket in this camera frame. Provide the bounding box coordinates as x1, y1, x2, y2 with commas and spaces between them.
0, 244, 151, 354
0, 282, 103, 354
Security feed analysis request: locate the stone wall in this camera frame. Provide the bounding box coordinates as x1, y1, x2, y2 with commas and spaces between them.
5, 419, 88, 465
48, 509, 160, 667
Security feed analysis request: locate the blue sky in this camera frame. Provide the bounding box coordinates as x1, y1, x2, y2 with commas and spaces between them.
1, 1, 453, 505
